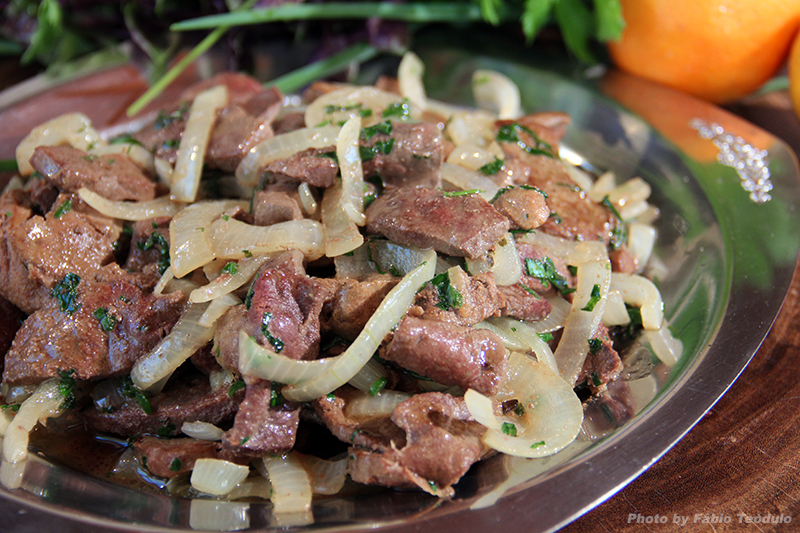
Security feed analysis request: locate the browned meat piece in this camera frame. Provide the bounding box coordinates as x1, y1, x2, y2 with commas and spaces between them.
577, 324, 623, 394
132, 73, 266, 163
365, 188, 510, 260
0, 297, 24, 377
583, 380, 636, 432
497, 284, 552, 322
302, 81, 347, 103
206, 87, 284, 172
347, 392, 487, 497
362, 122, 444, 189
3, 267, 186, 385
516, 242, 575, 297
30, 145, 156, 202
264, 147, 339, 188
492, 186, 550, 230
124, 217, 171, 274
610, 245, 639, 274
190, 344, 221, 375
273, 112, 305, 135
26, 176, 59, 214
0, 191, 122, 313
410, 269, 504, 327
245, 250, 333, 361
374, 75, 400, 94
134, 436, 221, 478
222, 378, 300, 456
312, 385, 407, 451
213, 304, 247, 375
322, 276, 398, 340
383, 316, 508, 396
495, 114, 614, 243
82, 373, 242, 437
252, 180, 303, 226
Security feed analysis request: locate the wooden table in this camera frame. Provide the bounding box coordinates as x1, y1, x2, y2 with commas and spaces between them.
1, 58, 799, 532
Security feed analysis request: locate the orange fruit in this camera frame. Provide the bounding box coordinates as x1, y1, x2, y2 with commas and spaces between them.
608, 0, 800, 103
789, 29, 800, 119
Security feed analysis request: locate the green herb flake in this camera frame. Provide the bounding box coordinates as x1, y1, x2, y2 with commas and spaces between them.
581, 284, 601, 312
479, 157, 504, 175
441, 188, 485, 198
110, 134, 144, 147
517, 282, 541, 298
51, 273, 81, 315
221, 261, 239, 276
261, 312, 285, 353
591, 372, 602, 387
240, 436, 250, 445
269, 385, 284, 408
53, 198, 72, 219
157, 422, 176, 438
137, 231, 171, 275
430, 271, 463, 310
514, 404, 525, 417
228, 379, 246, 398
154, 102, 189, 131
501, 422, 517, 437
519, 184, 548, 198
537, 332, 555, 343
588, 338, 603, 354
57, 369, 77, 410
368, 377, 388, 397
361, 120, 393, 140
169, 458, 182, 472
1, 404, 20, 412
121, 377, 152, 415
524, 257, 575, 296
221, 214, 230, 221
382, 99, 412, 120
92, 307, 118, 332
530, 440, 546, 449
496, 123, 556, 158
242, 249, 253, 258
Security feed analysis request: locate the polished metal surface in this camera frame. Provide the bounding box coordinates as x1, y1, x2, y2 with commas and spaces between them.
1, 43, 798, 532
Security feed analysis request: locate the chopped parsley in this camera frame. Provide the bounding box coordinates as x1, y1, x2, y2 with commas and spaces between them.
368, 377, 388, 397
359, 138, 395, 161
157, 422, 176, 437
514, 403, 525, 416
239, 436, 251, 445
317, 150, 338, 163
479, 157, 504, 175
591, 372, 603, 387
261, 312, 285, 353
520, 184, 548, 198
57, 369, 77, 410
517, 282, 540, 298
581, 284, 602, 312
244, 282, 256, 310
429, 271, 463, 310
169, 458, 182, 471
137, 231, 170, 275
221, 262, 239, 276
360, 120, 393, 140
0, 404, 20, 412
161, 139, 180, 150
242, 249, 253, 258
51, 273, 81, 315
110, 134, 144, 147
382, 99, 411, 120
121, 377, 152, 415
524, 257, 575, 295
496, 122, 556, 158
324, 102, 372, 118
92, 307, 118, 332
269, 385, 284, 408
154, 102, 189, 130
537, 332, 554, 343
228, 379, 246, 398
602, 195, 628, 250
530, 440, 546, 449
501, 422, 517, 437
441, 188, 484, 198
588, 338, 603, 354
53, 198, 72, 219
